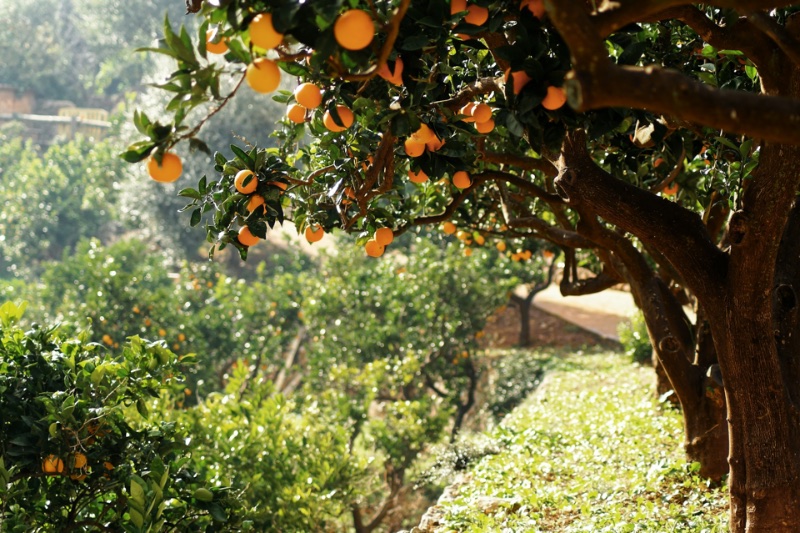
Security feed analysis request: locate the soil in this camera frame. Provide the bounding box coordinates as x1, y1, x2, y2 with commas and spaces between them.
482, 303, 620, 350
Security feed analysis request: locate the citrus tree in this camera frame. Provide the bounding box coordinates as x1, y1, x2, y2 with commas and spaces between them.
0, 301, 241, 531
126, 2, 800, 529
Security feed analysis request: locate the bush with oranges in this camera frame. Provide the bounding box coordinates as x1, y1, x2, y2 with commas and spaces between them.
0, 301, 241, 531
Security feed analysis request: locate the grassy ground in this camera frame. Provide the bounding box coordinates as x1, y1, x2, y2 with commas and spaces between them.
431, 350, 729, 532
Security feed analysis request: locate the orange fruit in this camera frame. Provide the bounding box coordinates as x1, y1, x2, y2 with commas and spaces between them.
238, 226, 260, 246
323, 105, 354, 132
542, 86, 567, 110
663, 182, 679, 196
294, 83, 323, 109
365, 239, 385, 257
426, 135, 445, 152
178, 333, 186, 342
464, 247, 473, 257
305, 225, 325, 243
504, 69, 532, 95
147, 152, 183, 183
521, 0, 545, 18
246, 58, 281, 93
409, 168, 429, 183
474, 234, 486, 245
206, 30, 228, 54
42, 455, 64, 475
496, 241, 507, 252
411, 123, 435, 144
543, 249, 555, 259
334, 10, 374, 51
158, 328, 167, 337
464, 4, 489, 25
286, 103, 307, 123
375, 227, 394, 246
453, 170, 471, 189
234, 169, 258, 194
246, 194, 266, 213
654, 158, 665, 168
459, 102, 478, 122
404, 138, 426, 158
249, 13, 283, 50
442, 221, 457, 234
472, 103, 492, 123
377, 58, 404, 85
104, 461, 114, 471
102, 334, 113, 345
451, 0, 467, 15
267, 181, 288, 191
475, 119, 495, 134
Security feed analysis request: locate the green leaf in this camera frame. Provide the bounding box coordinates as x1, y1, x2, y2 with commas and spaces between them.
190, 208, 202, 227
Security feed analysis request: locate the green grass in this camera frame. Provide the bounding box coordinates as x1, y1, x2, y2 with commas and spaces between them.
435, 350, 729, 532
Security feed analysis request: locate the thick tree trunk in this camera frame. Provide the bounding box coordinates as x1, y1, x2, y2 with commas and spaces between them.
710, 142, 800, 532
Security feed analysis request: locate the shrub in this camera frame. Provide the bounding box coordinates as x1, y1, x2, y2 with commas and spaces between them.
618, 311, 653, 364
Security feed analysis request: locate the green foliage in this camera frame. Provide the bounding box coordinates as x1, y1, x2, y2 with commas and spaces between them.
0, 301, 240, 531
434, 351, 729, 532
162, 370, 362, 531
484, 349, 550, 420
0, 136, 124, 278
618, 311, 653, 364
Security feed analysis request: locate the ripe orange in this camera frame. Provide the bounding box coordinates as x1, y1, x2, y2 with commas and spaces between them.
460, 102, 478, 122
521, 0, 545, 18
409, 168, 429, 183
249, 13, 283, 50
42, 455, 64, 475
542, 86, 567, 110
246, 194, 266, 213
334, 10, 374, 51
404, 138, 426, 158
69, 452, 88, 480
147, 152, 183, 183
472, 103, 492, 123
364, 239, 385, 257
496, 241, 507, 252
474, 234, 486, 245
426, 135, 445, 152
286, 103, 307, 123
663, 182, 679, 196
450, 0, 467, 15
238, 226, 260, 246
377, 58, 404, 85
543, 249, 555, 259
294, 83, 323, 109
476, 119, 495, 134
504, 69, 532, 95
375, 227, 394, 246
102, 334, 113, 345
234, 169, 258, 194
464, 247, 473, 257
452, 170, 471, 189
323, 105, 354, 132
246, 58, 281, 93
411, 123, 435, 144
305, 225, 325, 243
442, 221, 457, 234
464, 4, 489, 25
178, 333, 186, 342
267, 180, 288, 191
205, 30, 228, 54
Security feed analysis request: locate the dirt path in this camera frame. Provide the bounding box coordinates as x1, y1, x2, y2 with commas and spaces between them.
485, 285, 639, 348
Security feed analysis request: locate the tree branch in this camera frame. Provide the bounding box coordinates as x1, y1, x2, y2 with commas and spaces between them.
555, 130, 727, 305
747, 11, 800, 68
567, 63, 800, 145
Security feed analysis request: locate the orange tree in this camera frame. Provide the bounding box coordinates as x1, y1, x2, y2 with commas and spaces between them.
0, 301, 242, 530
125, 2, 800, 529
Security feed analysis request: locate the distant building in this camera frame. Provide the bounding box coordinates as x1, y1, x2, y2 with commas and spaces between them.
0, 85, 35, 114
0, 85, 111, 145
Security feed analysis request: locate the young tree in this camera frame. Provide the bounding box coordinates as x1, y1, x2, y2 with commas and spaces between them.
125, 2, 800, 530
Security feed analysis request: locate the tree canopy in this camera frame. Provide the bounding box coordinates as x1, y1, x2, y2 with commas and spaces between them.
127, 2, 800, 531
